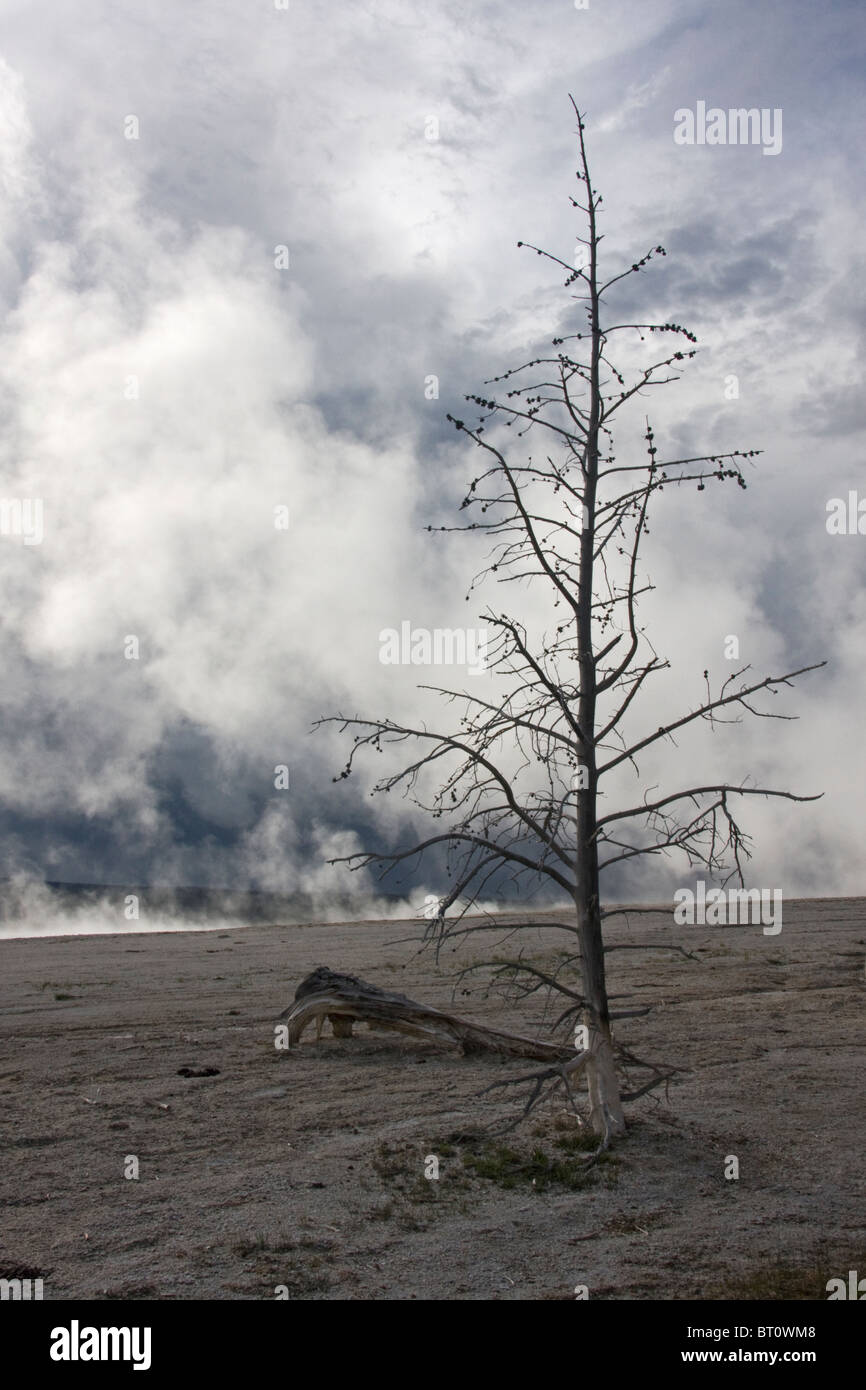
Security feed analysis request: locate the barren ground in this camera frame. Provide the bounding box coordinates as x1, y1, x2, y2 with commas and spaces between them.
0, 898, 863, 1300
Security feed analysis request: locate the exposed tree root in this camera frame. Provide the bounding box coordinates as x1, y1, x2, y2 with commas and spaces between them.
279, 967, 575, 1062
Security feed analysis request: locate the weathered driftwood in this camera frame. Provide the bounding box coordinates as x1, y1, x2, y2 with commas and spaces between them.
279, 967, 575, 1062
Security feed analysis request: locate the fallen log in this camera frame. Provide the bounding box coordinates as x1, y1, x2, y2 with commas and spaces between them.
279, 966, 575, 1062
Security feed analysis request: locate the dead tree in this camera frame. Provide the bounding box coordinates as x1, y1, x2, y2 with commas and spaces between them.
316, 98, 824, 1140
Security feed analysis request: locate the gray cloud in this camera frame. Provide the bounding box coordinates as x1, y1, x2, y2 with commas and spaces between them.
0, 0, 863, 932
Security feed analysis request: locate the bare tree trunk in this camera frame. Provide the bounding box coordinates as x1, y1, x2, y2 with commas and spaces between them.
575, 123, 625, 1137
576, 786, 625, 1134
577, 896, 626, 1137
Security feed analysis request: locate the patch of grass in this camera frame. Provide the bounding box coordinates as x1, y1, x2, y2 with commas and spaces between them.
553, 1130, 603, 1156
369, 1142, 446, 1229
369, 1198, 394, 1221
36, 981, 79, 999
442, 1126, 486, 1147
0, 1134, 62, 1150
232, 1232, 298, 1257
603, 1210, 667, 1236
372, 1141, 405, 1180
297, 1236, 336, 1253
706, 1250, 864, 1301
462, 1142, 604, 1191
373, 1142, 443, 1194
268, 1257, 333, 1297
101, 1283, 159, 1299
370, 1125, 619, 1216
226, 1252, 334, 1298
225, 1231, 339, 1294
446, 1113, 621, 1193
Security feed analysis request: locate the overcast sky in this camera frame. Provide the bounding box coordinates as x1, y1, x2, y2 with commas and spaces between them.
0, 0, 863, 924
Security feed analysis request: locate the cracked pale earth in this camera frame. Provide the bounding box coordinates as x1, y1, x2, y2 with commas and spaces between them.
0, 898, 863, 1300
